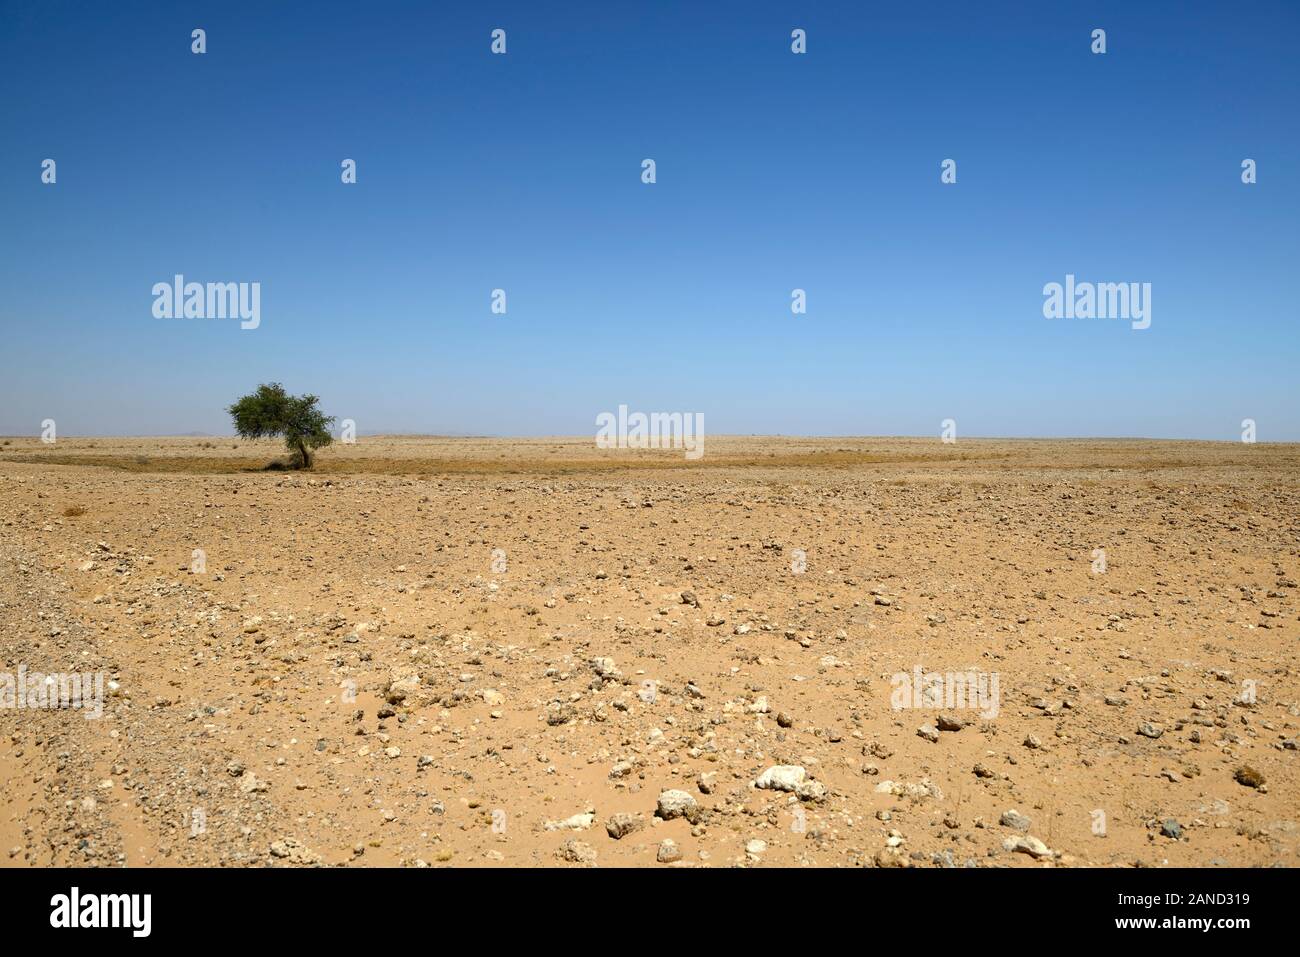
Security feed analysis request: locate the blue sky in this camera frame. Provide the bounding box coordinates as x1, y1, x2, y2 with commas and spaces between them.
1, 0, 1296, 439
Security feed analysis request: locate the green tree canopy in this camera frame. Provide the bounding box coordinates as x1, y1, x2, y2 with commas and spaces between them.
227, 383, 335, 469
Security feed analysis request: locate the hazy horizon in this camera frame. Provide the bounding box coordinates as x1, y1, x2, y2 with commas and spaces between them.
4, 429, 1297, 444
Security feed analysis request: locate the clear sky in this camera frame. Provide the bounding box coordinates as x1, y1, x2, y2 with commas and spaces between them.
2, 0, 1297, 439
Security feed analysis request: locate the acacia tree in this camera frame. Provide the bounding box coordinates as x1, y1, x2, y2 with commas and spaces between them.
227, 383, 335, 469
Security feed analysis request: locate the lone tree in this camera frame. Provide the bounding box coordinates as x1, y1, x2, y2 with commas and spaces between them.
227, 383, 335, 469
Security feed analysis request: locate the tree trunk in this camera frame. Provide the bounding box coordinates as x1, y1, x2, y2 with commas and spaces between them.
293, 438, 312, 469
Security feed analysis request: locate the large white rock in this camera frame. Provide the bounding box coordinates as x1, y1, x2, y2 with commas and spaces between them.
1003, 835, 1053, 858
544, 810, 595, 831
591, 657, 620, 678
754, 765, 807, 792
656, 789, 699, 822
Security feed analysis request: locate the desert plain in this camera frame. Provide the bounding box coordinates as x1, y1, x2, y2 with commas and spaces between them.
0, 435, 1296, 867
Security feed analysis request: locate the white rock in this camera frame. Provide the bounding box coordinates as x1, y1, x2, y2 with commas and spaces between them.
544, 811, 595, 832
656, 789, 699, 821
1003, 835, 1053, 858
754, 765, 807, 792
591, 657, 620, 678
874, 779, 944, 800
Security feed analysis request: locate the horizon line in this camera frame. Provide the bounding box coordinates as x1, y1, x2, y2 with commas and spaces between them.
1, 433, 1293, 445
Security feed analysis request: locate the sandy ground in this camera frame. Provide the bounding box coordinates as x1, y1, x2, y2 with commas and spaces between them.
0, 436, 1296, 868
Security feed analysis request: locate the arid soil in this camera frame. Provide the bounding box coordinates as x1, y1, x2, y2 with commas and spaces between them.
1, 436, 1297, 868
